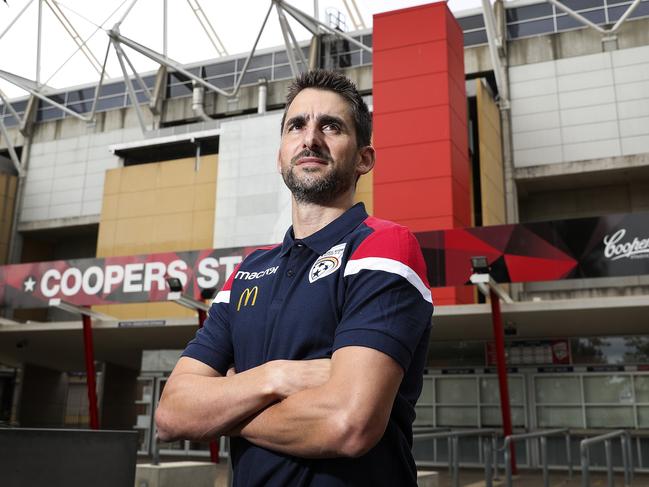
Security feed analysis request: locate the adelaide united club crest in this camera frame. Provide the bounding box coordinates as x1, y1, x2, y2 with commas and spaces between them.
309, 243, 347, 283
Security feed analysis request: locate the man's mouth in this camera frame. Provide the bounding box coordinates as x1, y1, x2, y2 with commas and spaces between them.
296, 157, 328, 166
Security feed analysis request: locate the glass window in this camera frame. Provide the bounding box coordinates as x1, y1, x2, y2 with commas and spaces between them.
458, 14, 485, 30
2, 114, 18, 127
99, 81, 125, 97
464, 30, 488, 46
584, 375, 633, 404
634, 376, 649, 402
535, 376, 581, 404
142, 75, 156, 88
66, 87, 96, 103
240, 68, 273, 86
204, 60, 236, 78
436, 377, 477, 404
67, 101, 91, 114
537, 406, 583, 427
273, 64, 294, 80
556, 9, 606, 29
205, 74, 235, 90
361, 50, 372, 65
437, 406, 478, 426
562, 0, 605, 10
248, 53, 273, 70
37, 107, 63, 121
481, 406, 526, 427
586, 406, 634, 427
507, 18, 556, 38
10, 99, 28, 112
506, 4, 553, 22
361, 33, 372, 47
95, 94, 125, 111
414, 406, 435, 425
135, 91, 149, 103
480, 377, 525, 404
167, 83, 193, 98
630, 1, 649, 18
274, 50, 289, 64
638, 406, 649, 427
427, 341, 485, 367
420, 378, 434, 404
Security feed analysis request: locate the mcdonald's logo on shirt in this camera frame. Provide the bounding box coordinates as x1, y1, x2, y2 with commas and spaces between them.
237, 286, 259, 311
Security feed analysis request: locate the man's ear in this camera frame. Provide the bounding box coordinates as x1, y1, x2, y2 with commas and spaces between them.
356, 146, 376, 176
276, 150, 282, 174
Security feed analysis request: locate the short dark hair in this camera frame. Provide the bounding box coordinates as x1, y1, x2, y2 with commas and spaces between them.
280, 70, 372, 148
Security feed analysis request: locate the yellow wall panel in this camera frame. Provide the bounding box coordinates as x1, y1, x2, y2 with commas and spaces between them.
158, 158, 199, 188
193, 183, 216, 211
354, 171, 373, 215
0, 173, 17, 265
155, 186, 196, 214
104, 169, 121, 195
117, 190, 157, 219
477, 79, 506, 227
119, 164, 158, 193
95, 155, 218, 318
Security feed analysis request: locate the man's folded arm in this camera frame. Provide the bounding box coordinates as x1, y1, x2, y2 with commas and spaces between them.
230, 345, 404, 459
155, 356, 331, 442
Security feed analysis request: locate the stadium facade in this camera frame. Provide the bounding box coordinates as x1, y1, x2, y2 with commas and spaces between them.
1, 0, 649, 469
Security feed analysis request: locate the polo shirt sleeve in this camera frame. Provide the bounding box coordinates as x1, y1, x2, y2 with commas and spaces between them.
333, 225, 433, 372
180, 265, 239, 376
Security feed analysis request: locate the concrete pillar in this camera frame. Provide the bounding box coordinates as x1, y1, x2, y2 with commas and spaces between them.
372, 2, 473, 305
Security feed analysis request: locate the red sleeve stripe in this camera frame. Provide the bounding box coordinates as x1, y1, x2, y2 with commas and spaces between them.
344, 257, 433, 304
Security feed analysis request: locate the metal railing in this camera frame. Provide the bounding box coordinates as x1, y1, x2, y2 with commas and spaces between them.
580, 430, 634, 487
414, 428, 498, 487
502, 428, 573, 487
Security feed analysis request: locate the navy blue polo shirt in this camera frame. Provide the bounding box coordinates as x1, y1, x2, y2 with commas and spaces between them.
183, 203, 433, 487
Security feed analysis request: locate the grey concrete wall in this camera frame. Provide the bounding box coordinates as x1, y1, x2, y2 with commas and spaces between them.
213, 111, 291, 248
18, 363, 67, 427
519, 180, 649, 222
509, 44, 649, 169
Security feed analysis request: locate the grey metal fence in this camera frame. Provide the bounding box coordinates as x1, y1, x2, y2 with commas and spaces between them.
580, 430, 634, 487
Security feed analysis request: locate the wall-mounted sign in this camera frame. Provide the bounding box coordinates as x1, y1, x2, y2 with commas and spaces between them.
1, 212, 648, 309
416, 211, 649, 287
486, 339, 571, 366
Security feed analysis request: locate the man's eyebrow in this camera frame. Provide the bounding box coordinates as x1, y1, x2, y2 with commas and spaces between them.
317, 114, 348, 130
285, 114, 306, 130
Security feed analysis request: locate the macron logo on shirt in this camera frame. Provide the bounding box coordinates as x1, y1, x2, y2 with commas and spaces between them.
235, 266, 279, 280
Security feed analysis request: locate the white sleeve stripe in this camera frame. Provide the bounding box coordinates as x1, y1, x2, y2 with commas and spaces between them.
212, 290, 230, 304
344, 257, 433, 304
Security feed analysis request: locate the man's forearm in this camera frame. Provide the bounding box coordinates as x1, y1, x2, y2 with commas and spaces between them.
156, 362, 278, 442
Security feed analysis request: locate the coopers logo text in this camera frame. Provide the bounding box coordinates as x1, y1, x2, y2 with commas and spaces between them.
603, 229, 649, 261
237, 286, 259, 311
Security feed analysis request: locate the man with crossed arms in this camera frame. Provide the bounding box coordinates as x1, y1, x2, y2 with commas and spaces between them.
156, 70, 433, 486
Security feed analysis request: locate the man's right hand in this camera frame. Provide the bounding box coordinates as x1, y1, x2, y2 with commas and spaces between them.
266, 358, 331, 399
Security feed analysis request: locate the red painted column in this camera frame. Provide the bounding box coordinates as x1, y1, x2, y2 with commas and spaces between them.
81, 314, 99, 430
489, 289, 516, 474
373, 2, 473, 304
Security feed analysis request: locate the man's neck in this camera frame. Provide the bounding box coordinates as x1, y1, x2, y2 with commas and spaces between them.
291, 193, 354, 239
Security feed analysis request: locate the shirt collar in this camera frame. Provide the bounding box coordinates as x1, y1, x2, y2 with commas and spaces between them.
280, 203, 368, 256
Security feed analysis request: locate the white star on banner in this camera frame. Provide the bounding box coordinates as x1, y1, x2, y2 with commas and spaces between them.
23, 277, 36, 293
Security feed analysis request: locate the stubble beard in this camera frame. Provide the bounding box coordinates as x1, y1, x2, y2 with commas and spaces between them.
282, 149, 355, 205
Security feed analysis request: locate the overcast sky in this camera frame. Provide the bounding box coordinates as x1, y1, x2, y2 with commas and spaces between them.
0, 0, 485, 99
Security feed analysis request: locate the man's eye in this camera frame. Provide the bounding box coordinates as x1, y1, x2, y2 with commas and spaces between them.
287, 122, 303, 131
323, 123, 340, 132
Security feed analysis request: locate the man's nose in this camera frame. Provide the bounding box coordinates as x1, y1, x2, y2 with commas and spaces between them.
302, 123, 323, 149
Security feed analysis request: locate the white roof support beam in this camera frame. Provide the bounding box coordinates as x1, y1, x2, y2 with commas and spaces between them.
0, 0, 36, 41
277, 0, 372, 53
342, 0, 366, 30
45, 0, 104, 76
546, 0, 607, 34
610, 0, 643, 33
87, 41, 112, 124
0, 70, 89, 122
276, 3, 303, 78
481, 0, 509, 107
186, 0, 228, 57
111, 38, 149, 133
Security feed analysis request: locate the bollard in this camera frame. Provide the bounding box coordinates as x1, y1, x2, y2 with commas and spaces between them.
504, 439, 513, 487
604, 439, 613, 487
566, 432, 573, 479
540, 436, 549, 487
484, 438, 493, 487
452, 436, 460, 487
621, 435, 629, 487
